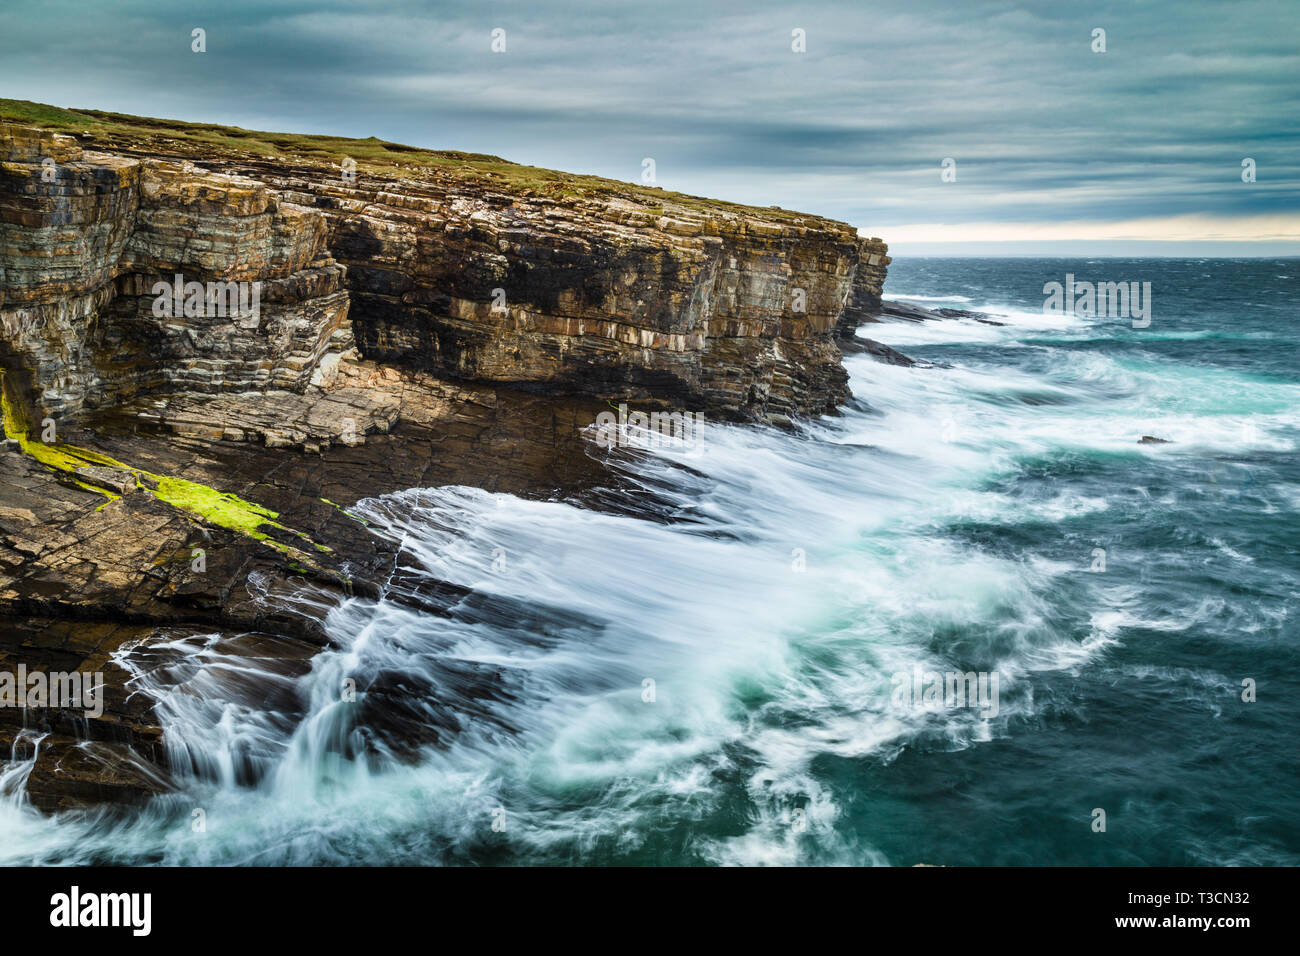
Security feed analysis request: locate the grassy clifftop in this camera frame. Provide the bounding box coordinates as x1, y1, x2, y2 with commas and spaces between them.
0, 98, 839, 226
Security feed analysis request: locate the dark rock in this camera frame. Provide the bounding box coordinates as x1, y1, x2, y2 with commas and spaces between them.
870, 299, 1002, 325
853, 337, 917, 367
0, 113, 902, 811
73, 466, 137, 494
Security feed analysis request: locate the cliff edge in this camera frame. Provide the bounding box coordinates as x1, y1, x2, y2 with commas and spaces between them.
1, 100, 890, 429
0, 101, 890, 812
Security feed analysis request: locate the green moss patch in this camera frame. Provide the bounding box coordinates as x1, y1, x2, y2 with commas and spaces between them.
1, 371, 329, 562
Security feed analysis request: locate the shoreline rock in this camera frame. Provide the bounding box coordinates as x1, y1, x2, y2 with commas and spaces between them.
0, 109, 899, 812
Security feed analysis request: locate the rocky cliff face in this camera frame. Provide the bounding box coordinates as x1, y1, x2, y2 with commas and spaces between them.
839, 236, 891, 339
0, 125, 351, 422
258, 164, 879, 423
0, 105, 891, 811
2, 114, 888, 427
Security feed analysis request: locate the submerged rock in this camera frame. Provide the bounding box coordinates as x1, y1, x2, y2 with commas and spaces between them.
869, 299, 1002, 325
849, 337, 918, 367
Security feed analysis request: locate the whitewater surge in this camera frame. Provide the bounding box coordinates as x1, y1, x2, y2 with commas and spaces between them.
3, 258, 1297, 866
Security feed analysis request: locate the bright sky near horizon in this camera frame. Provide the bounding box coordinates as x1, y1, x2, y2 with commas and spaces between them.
2, 0, 1296, 254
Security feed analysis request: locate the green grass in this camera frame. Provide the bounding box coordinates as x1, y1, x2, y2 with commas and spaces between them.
0, 97, 840, 225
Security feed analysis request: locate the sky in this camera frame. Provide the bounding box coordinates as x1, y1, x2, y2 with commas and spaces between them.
1, 0, 1297, 255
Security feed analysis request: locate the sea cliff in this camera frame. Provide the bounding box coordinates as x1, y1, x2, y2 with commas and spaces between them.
0, 100, 890, 811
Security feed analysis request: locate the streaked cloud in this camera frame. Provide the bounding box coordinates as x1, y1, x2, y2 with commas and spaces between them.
1, 0, 1295, 251
889, 214, 1300, 244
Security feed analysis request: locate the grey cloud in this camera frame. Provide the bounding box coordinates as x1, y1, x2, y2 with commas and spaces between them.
0, 0, 1296, 241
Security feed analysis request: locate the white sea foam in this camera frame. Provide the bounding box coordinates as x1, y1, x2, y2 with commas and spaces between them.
2, 268, 1290, 866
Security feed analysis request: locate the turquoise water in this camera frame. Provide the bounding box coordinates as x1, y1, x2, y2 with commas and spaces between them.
2, 257, 1297, 865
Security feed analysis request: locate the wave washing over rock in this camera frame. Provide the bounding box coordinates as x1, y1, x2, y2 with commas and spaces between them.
0, 103, 897, 815
6, 107, 1292, 870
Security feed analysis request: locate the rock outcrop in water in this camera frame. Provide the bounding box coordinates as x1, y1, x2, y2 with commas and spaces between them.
0, 102, 891, 811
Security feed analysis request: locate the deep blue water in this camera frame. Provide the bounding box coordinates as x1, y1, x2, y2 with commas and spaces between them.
3, 257, 1296, 865
848, 257, 1300, 865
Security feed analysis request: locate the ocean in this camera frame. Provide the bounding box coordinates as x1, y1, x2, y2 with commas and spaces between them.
3, 257, 1297, 865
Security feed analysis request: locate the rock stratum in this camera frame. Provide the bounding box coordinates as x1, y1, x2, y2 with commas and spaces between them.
0, 100, 891, 812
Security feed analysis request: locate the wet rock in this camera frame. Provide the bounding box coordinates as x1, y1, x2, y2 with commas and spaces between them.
870, 299, 1001, 325
849, 337, 918, 367
0, 618, 173, 813
838, 331, 951, 370
0, 111, 902, 811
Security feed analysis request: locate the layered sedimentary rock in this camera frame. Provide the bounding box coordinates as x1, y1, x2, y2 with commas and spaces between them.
0, 106, 893, 812
838, 236, 892, 338
272, 171, 871, 422
169, 157, 888, 423
0, 125, 351, 422
3, 116, 890, 427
